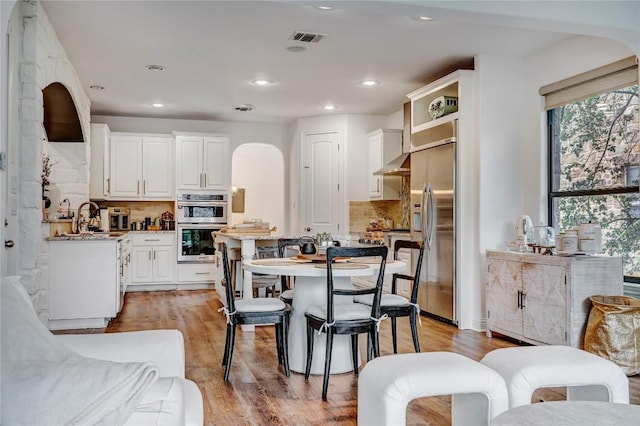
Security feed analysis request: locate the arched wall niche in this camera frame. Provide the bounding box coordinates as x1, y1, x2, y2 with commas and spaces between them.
42, 82, 84, 142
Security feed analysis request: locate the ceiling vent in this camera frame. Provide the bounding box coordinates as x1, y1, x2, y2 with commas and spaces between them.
289, 31, 325, 43
234, 104, 254, 112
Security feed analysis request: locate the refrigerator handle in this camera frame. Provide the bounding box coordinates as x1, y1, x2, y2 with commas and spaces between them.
427, 184, 436, 250
422, 184, 433, 250
421, 183, 428, 241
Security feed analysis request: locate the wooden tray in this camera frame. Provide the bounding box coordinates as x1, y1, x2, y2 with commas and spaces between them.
296, 254, 349, 263
315, 263, 369, 269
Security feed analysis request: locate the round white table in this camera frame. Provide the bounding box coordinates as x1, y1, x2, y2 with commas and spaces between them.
491, 401, 640, 425
243, 258, 406, 374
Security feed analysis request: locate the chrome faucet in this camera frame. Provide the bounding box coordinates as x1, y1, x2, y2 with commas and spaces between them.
77, 201, 100, 233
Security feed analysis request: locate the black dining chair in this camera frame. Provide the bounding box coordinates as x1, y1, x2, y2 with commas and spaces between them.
219, 243, 290, 381
355, 239, 424, 353
304, 245, 388, 401
277, 237, 302, 305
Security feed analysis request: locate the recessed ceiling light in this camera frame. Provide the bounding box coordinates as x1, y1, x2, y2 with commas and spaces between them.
89, 85, 104, 90
145, 64, 165, 71
314, 5, 333, 10
322, 105, 337, 111
251, 79, 273, 86
416, 16, 433, 21
286, 46, 307, 53
234, 104, 254, 112
152, 103, 165, 108
359, 80, 379, 87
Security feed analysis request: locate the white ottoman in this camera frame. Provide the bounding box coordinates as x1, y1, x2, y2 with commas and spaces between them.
358, 352, 509, 426
481, 346, 629, 408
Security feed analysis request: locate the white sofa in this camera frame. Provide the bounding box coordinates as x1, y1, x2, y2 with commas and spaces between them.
1, 276, 203, 425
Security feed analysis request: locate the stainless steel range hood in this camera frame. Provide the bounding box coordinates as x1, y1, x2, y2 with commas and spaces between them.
373, 152, 410, 176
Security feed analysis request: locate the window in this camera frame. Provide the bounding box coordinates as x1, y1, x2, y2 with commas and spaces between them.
545, 58, 639, 284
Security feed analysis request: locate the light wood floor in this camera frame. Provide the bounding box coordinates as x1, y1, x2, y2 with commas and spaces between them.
106, 290, 640, 425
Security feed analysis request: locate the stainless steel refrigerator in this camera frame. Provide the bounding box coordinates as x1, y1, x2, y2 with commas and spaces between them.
410, 137, 456, 324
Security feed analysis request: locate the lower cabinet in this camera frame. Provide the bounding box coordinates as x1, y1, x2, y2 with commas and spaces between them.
48, 240, 120, 330
486, 250, 623, 348
177, 262, 216, 284
130, 233, 175, 286
395, 248, 412, 298
351, 233, 413, 294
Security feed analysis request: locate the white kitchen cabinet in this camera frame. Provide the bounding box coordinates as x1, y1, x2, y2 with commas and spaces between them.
108, 133, 174, 200
387, 233, 413, 296
175, 134, 230, 190
89, 123, 110, 199
130, 233, 175, 286
142, 136, 174, 198
395, 248, 412, 298
48, 239, 120, 330
368, 129, 402, 200
407, 70, 474, 152
486, 250, 623, 348
118, 234, 131, 312
177, 262, 216, 284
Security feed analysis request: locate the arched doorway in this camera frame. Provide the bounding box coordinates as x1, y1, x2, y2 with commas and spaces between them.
231, 143, 284, 231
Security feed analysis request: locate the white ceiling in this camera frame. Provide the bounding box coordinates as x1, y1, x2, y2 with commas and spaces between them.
39, 1, 638, 124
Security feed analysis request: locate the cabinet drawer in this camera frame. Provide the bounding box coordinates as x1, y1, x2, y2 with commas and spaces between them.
178, 263, 215, 283
131, 233, 174, 246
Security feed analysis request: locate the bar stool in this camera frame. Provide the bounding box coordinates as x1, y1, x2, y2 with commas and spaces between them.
227, 247, 243, 297
481, 346, 629, 408
252, 246, 279, 298
358, 352, 509, 425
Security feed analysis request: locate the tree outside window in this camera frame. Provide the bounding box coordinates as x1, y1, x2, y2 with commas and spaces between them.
549, 83, 639, 282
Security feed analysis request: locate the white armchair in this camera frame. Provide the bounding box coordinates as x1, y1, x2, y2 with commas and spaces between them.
56, 330, 204, 426
1, 276, 203, 426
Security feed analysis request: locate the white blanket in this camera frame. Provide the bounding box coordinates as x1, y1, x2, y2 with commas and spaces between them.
1, 276, 159, 425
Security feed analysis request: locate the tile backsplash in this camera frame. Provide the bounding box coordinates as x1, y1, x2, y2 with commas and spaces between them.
96, 201, 174, 223
349, 176, 411, 233
349, 200, 403, 233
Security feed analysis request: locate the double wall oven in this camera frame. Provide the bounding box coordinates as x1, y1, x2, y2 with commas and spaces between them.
177, 192, 228, 262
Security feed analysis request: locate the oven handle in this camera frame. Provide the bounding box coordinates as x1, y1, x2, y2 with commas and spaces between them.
177, 223, 226, 230
177, 201, 227, 209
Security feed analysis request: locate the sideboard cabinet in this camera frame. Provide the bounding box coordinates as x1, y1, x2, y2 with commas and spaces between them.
485, 250, 622, 348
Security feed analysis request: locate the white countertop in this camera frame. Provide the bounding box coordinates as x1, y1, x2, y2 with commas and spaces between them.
214, 232, 285, 241
46, 233, 124, 241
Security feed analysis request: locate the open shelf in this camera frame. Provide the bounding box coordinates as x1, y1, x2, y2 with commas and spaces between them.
409, 81, 459, 133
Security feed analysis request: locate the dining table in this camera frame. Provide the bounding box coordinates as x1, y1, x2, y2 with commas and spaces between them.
243, 256, 407, 374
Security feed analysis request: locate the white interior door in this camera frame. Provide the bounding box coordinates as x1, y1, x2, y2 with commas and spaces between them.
301, 132, 342, 236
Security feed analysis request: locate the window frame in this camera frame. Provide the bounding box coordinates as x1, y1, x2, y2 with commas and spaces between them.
547, 110, 640, 284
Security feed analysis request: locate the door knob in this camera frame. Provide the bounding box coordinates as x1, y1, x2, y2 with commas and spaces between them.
306, 227, 312, 232
5, 240, 15, 248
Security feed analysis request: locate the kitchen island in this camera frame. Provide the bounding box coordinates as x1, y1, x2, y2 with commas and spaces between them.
213, 232, 285, 305
46, 232, 130, 330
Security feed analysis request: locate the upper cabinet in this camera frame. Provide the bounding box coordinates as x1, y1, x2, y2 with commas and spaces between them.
175, 134, 230, 191
108, 133, 174, 200
407, 70, 474, 152
368, 128, 402, 200
142, 137, 174, 198
89, 123, 110, 199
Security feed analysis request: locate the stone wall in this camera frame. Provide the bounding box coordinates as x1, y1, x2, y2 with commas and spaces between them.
15, 1, 91, 322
